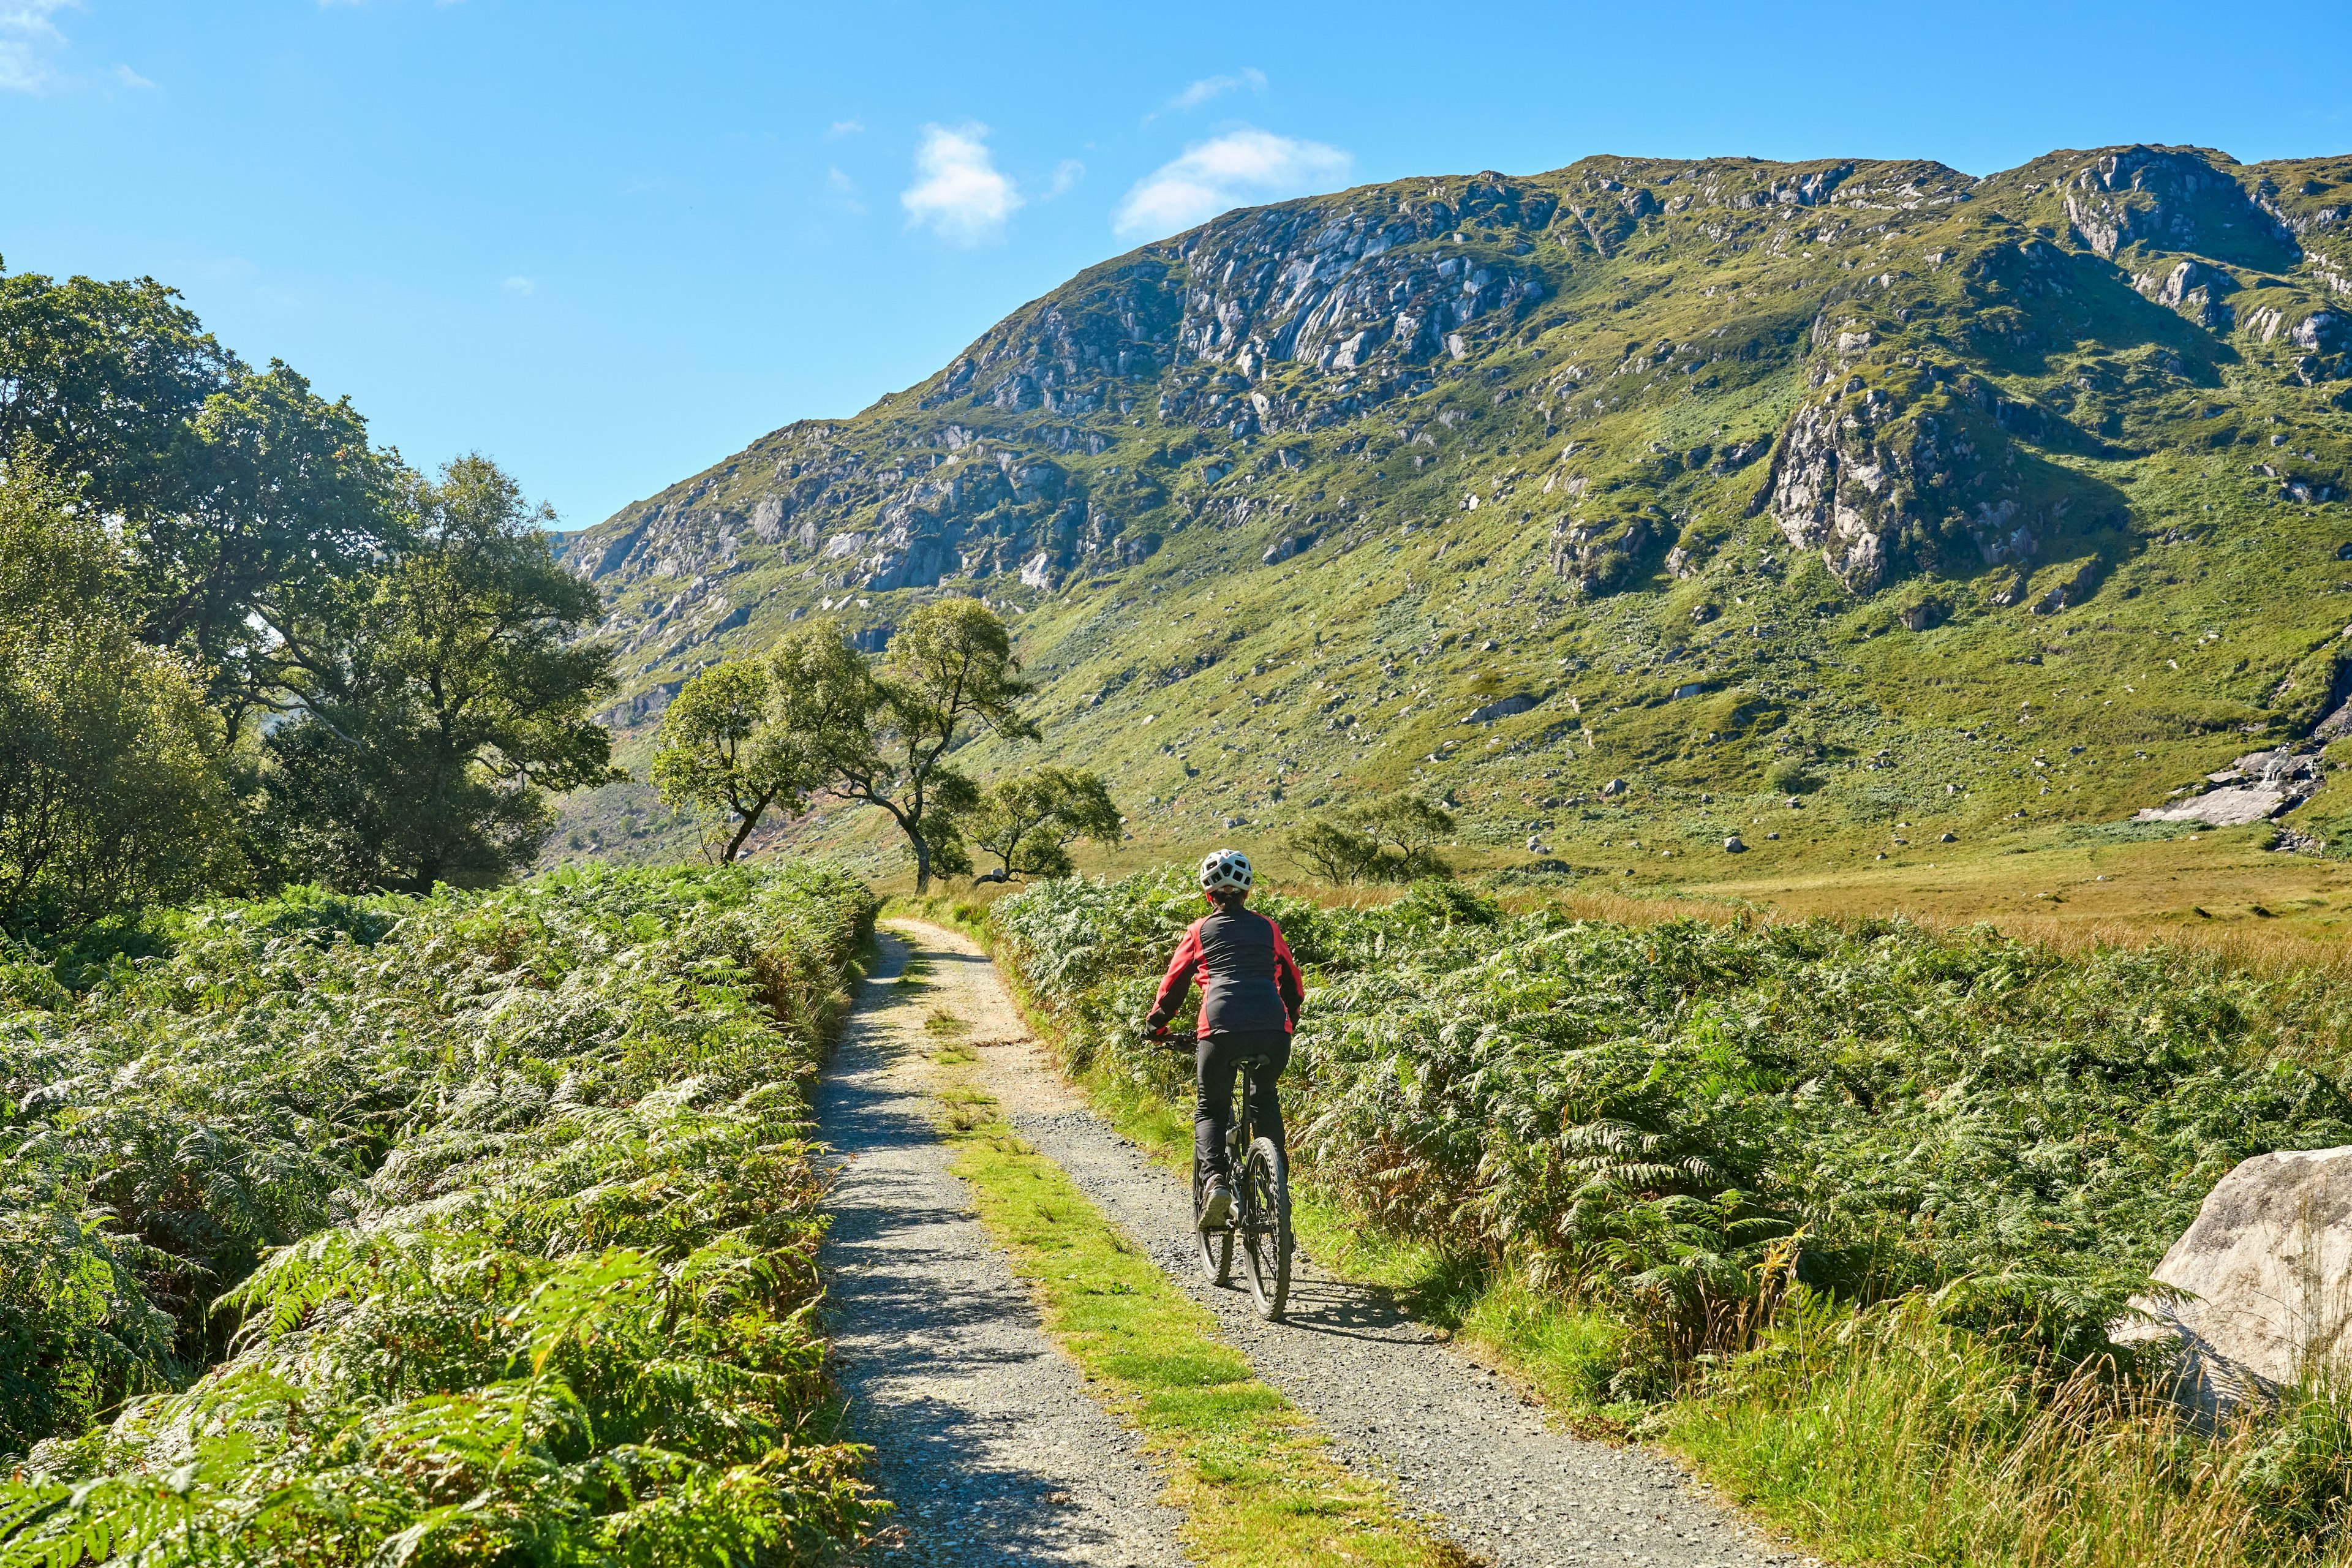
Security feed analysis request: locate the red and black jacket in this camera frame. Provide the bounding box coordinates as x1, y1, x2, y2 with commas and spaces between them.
1148, 907, 1304, 1036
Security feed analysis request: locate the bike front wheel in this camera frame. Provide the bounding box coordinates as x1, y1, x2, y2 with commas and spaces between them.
1240, 1136, 1291, 1321
1194, 1155, 1233, 1286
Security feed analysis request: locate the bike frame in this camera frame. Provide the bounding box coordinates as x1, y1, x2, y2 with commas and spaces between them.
1163, 1029, 1291, 1319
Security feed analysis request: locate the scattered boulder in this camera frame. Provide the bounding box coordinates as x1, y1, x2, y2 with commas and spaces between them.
1723, 835, 1747, 853
1261, 531, 1318, 565
1464, 693, 1538, 723
1601, 778, 1627, 796
2114, 1146, 2352, 1418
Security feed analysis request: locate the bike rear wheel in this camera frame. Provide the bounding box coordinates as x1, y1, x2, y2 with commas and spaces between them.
1240, 1136, 1291, 1321
1193, 1155, 1232, 1285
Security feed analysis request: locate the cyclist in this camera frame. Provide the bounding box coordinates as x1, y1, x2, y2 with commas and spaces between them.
1145, 850, 1303, 1231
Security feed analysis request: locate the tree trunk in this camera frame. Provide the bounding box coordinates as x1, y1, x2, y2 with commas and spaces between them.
723, 791, 773, 863
911, 829, 932, 893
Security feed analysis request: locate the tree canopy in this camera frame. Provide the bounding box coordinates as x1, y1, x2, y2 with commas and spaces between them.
0, 448, 232, 933
257, 457, 619, 892
0, 257, 624, 927
651, 598, 1079, 891
820, 598, 1039, 891
1286, 793, 1455, 884
649, 660, 812, 863
965, 767, 1123, 881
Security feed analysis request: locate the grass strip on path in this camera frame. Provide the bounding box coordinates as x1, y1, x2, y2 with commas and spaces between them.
919, 1029, 1477, 1568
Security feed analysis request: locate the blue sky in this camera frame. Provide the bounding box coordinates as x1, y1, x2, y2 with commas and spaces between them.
3, 1, 2346, 531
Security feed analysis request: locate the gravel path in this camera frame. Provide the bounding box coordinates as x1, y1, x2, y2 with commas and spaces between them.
889, 919, 1817, 1568
817, 929, 1189, 1567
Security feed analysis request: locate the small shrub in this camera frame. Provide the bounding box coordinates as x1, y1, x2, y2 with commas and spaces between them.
1285, 793, 1456, 884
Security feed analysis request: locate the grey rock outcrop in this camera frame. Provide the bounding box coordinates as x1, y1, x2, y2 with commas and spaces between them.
2138, 258, 2237, 329
1261, 531, 1317, 565
2116, 1146, 2352, 1417
1763, 384, 2031, 592
2062, 146, 2297, 270
2132, 747, 2324, 827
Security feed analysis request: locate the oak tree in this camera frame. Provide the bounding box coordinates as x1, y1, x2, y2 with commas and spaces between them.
963, 766, 1123, 882
649, 660, 812, 863
761, 599, 1036, 891
258, 456, 619, 892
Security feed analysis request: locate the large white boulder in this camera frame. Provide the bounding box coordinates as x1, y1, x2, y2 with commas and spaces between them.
2116, 1146, 2352, 1415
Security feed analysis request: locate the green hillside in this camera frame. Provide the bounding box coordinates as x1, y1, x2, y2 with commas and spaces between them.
548, 143, 2352, 890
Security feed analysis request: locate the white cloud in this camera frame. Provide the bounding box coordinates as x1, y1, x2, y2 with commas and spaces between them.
111, 62, 151, 88
1163, 66, 1265, 115
900, 122, 1022, 246
501, 275, 537, 296
1114, 127, 1351, 239
1044, 158, 1084, 199
826, 118, 863, 139
0, 1, 74, 94
826, 164, 866, 214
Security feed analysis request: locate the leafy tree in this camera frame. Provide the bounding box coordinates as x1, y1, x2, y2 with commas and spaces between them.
963, 766, 1123, 881
0, 262, 231, 519
1, 262, 401, 732
258, 456, 619, 892
764, 599, 1038, 891
649, 660, 812, 862
150, 363, 399, 729
0, 448, 232, 933
1284, 793, 1455, 884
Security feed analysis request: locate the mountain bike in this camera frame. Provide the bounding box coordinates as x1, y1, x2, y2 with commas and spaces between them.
1156, 1030, 1291, 1321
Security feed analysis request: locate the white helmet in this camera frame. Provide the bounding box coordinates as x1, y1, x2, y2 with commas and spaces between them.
1199, 848, 1253, 892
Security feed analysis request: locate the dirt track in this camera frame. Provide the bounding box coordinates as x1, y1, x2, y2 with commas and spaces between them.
817, 928, 1188, 1566
823, 918, 1811, 1567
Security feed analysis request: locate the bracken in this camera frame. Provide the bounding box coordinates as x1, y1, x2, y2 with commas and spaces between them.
0, 862, 878, 1566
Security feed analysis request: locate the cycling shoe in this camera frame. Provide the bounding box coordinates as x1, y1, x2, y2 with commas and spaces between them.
1197, 1178, 1233, 1232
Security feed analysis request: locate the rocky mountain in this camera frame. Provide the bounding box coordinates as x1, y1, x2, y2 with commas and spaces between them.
548, 143, 2352, 882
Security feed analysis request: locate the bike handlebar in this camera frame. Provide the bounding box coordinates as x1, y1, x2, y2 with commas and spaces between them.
1148, 1028, 1276, 1068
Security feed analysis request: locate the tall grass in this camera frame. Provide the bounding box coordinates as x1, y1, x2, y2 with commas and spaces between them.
1677, 1291, 2352, 1567
0, 863, 879, 1564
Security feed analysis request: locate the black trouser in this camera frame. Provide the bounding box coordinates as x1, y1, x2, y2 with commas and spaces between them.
1196, 1028, 1290, 1179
